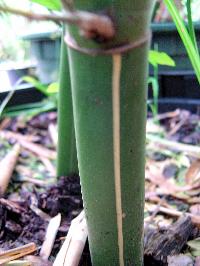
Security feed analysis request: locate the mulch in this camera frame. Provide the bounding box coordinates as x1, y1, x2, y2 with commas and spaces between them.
1, 109, 200, 265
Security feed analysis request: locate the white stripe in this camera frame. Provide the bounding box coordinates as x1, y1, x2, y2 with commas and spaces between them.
112, 54, 124, 266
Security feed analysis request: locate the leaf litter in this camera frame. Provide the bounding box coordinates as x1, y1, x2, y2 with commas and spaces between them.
0, 109, 200, 265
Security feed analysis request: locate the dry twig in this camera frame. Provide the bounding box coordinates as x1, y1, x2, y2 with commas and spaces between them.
0, 5, 115, 40
0, 130, 55, 161
0, 243, 36, 265
146, 203, 200, 227
147, 134, 200, 158
40, 213, 61, 261
0, 130, 40, 142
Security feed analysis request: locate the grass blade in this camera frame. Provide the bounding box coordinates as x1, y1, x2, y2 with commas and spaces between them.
0, 78, 24, 117
186, 0, 199, 54
164, 0, 200, 84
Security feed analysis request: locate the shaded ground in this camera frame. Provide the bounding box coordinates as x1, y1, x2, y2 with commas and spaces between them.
1, 109, 200, 265
0, 175, 82, 249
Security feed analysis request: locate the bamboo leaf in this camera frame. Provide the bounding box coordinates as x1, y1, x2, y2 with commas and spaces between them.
149, 50, 175, 67
23, 76, 48, 96
186, 0, 199, 54
30, 0, 61, 11
46, 82, 59, 94
164, 0, 200, 84
3, 101, 56, 118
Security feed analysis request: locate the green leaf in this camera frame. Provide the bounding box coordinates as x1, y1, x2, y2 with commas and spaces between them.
186, 0, 199, 54
30, 0, 61, 11
3, 100, 57, 118
187, 238, 200, 257
23, 76, 49, 96
46, 82, 59, 94
187, 237, 200, 257
164, 0, 200, 84
187, 238, 200, 250
149, 50, 176, 67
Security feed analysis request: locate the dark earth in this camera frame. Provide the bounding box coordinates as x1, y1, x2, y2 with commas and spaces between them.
1, 109, 200, 265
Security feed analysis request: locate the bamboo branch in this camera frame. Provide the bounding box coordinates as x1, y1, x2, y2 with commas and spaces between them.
0, 5, 115, 40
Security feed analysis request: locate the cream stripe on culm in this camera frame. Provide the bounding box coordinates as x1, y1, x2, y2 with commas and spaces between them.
112, 54, 124, 266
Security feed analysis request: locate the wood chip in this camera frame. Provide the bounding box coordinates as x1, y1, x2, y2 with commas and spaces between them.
0, 243, 36, 265
48, 124, 57, 147
40, 213, 61, 260
144, 216, 194, 265
53, 211, 87, 266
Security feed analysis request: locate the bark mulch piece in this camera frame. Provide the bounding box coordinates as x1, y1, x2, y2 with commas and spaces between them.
144, 216, 196, 265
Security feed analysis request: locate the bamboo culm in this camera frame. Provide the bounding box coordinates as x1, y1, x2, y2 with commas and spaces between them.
65, 0, 154, 264
57, 33, 78, 177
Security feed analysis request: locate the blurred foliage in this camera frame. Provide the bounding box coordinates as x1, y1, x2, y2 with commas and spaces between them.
183, 0, 200, 21
154, 0, 200, 22
0, 10, 29, 62
30, 0, 61, 10
0, 0, 59, 63
149, 50, 175, 67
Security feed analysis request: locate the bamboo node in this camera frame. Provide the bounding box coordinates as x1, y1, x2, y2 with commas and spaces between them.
64, 31, 151, 55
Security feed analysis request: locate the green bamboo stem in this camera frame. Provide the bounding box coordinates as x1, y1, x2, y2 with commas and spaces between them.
57, 32, 78, 177
66, 1, 154, 264
186, 0, 199, 55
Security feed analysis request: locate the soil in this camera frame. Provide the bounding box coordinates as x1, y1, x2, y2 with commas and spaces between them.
1, 109, 200, 265
0, 175, 82, 248
0, 174, 91, 265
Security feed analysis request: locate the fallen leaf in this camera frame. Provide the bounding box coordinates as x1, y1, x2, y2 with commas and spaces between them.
167, 254, 193, 266
195, 256, 200, 266
190, 205, 200, 216
185, 160, 200, 185
187, 238, 200, 256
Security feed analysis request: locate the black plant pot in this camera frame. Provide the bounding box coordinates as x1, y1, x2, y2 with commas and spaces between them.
151, 22, 200, 73
0, 83, 45, 107
150, 22, 200, 98
148, 98, 200, 113
22, 31, 61, 84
